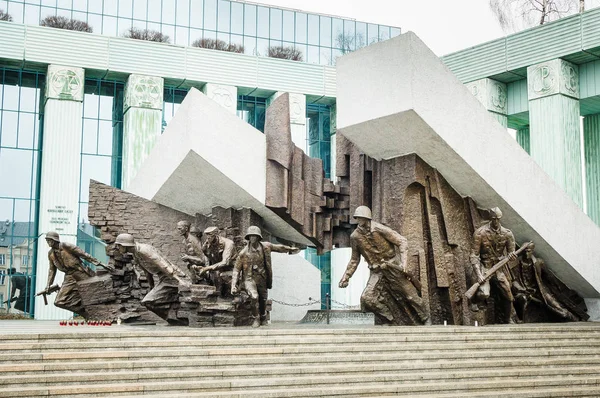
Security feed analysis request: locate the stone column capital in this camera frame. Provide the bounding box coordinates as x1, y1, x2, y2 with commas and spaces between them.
45, 65, 85, 102
527, 59, 579, 100
124, 74, 164, 111
465, 78, 507, 115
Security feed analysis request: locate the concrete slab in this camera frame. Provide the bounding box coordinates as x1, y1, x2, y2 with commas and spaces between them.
337, 32, 600, 298
127, 87, 311, 246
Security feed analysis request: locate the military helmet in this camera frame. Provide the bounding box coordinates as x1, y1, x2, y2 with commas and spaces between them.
115, 233, 135, 247
353, 206, 372, 220
489, 207, 503, 219
204, 226, 219, 235
244, 226, 263, 240
45, 231, 60, 242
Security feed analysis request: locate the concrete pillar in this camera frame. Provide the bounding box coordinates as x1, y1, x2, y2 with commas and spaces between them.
267, 92, 307, 150
202, 83, 238, 115
584, 114, 600, 225
465, 78, 508, 127
527, 59, 582, 207
516, 126, 530, 154
35, 65, 85, 320
122, 74, 164, 190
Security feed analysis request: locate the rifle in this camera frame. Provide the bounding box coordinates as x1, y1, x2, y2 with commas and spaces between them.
465, 242, 533, 300
2, 296, 17, 305
36, 284, 60, 305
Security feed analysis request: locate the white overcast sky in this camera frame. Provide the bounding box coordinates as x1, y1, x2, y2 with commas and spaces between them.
254, 0, 600, 56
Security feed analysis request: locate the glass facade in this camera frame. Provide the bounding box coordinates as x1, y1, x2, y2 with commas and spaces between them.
76, 78, 124, 265
2, 0, 400, 65
0, 68, 44, 317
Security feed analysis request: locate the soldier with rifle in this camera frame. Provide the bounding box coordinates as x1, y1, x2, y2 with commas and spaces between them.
45, 231, 114, 317
468, 207, 518, 323
4, 267, 32, 312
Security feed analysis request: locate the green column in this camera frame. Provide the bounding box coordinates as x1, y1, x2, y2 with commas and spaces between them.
122, 74, 164, 189
465, 78, 508, 127
584, 114, 600, 225
516, 126, 530, 154
527, 59, 582, 208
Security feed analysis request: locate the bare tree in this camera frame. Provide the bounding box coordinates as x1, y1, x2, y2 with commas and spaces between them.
0, 9, 13, 22
267, 46, 303, 61
489, 0, 583, 32
191, 38, 244, 53
40, 16, 93, 32
123, 27, 170, 43
334, 31, 366, 55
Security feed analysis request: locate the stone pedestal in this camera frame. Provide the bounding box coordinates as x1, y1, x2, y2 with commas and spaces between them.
268, 92, 307, 149
35, 65, 85, 320
122, 74, 164, 189
584, 114, 600, 225
465, 78, 508, 127
202, 83, 237, 115
527, 59, 582, 207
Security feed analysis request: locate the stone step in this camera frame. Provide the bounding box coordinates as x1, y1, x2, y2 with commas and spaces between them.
3, 323, 600, 340
2, 333, 600, 352
2, 345, 599, 364
2, 353, 599, 375
3, 336, 600, 354
1, 374, 600, 398
0, 364, 598, 387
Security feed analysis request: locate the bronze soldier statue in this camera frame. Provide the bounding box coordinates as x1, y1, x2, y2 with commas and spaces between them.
45, 231, 105, 317
511, 242, 578, 322
470, 207, 518, 323
114, 233, 190, 321
178, 220, 208, 282
338, 206, 430, 325
232, 226, 299, 328
4, 268, 32, 313
197, 226, 237, 297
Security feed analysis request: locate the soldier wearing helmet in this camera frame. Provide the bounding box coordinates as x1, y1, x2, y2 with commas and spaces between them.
470, 207, 518, 323
232, 226, 300, 327
196, 226, 237, 297
178, 220, 208, 283
45, 231, 103, 317
338, 206, 430, 325
114, 233, 190, 321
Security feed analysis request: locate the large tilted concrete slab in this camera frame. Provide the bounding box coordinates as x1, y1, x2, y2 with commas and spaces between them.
337, 32, 600, 298
127, 87, 312, 246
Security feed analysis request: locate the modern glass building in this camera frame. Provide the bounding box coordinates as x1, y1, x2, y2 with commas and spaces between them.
0, 0, 400, 318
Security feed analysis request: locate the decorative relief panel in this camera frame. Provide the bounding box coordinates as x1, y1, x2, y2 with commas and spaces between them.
45, 65, 84, 101
330, 103, 337, 134
527, 59, 579, 101
124, 74, 164, 111
268, 92, 306, 125
202, 83, 237, 114
465, 78, 507, 115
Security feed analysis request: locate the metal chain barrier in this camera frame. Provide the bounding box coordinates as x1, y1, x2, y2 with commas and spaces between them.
270, 297, 360, 310
270, 298, 322, 307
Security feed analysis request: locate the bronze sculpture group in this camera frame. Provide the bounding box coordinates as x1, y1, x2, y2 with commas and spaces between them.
41, 202, 583, 326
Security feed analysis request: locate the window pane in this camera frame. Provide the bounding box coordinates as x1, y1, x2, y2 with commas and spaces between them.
176, 0, 189, 26
231, 33, 243, 48
307, 45, 319, 64
367, 23, 379, 43
87, 13, 102, 34
257, 6, 268, 38
82, 119, 98, 154
319, 16, 331, 47
257, 38, 268, 57
217, 0, 229, 32
56, 7, 70, 18
379, 25, 390, 40
17, 113, 34, 149
0, 149, 33, 198
119, 0, 133, 18
103, 15, 117, 36
1, 111, 18, 147
84, 94, 99, 119
175, 26, 188, 46
23, 4, 40, 25
133, 0, 146, 20
282, 10, 293, 42
243, 35, 256, 55
243, 4, 256, 36
88, 0, 101, 14
57, 0, 71, 10
80, 155, 112, 202
270, 8, 281, 40
308, 14, 319, 45
190, 0, 203, 29
391, 27, 401, 37
147, 0, 161, 22
356, 21, 366, 49
118, 17, 132, 34
204, 0, 216, 30
162, 0, 175, 25
162, 24, 175, 42
104, 0, 118, 16
231, 1, 242, 35
8, 2, 24, 23
295, 12, 306, 43
98, 120, 113, 156
41, 0, 56, 6
98, 95, 113, 120
19, 86, 37, 113
40, 6, 55, 19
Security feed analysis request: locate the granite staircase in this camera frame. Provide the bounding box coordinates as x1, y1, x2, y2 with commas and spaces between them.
1, 323, 600, 397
